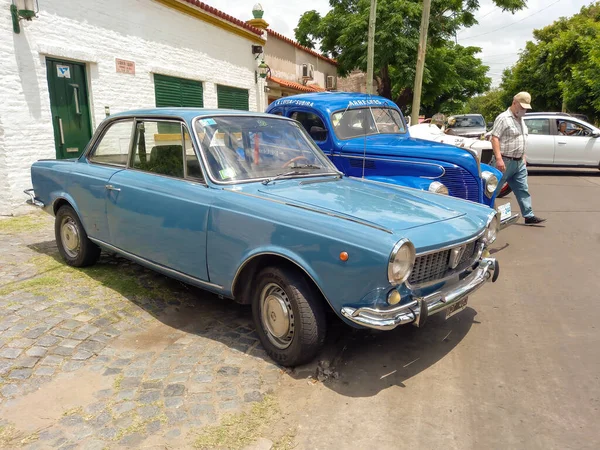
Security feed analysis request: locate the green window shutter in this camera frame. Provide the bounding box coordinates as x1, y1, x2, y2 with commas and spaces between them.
155, 74, 203, 107
217, 85, 249, 111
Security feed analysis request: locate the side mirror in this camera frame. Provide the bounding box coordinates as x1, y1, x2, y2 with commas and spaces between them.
592, 131, 600, 138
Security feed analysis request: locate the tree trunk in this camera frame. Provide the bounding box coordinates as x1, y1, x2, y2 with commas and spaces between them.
377, 65, 393, 99
395, 88, 413, 110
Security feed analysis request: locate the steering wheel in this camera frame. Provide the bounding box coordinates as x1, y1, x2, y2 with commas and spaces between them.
282, 156, 311, 168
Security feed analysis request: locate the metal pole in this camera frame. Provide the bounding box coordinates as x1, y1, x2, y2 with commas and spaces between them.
366, 0, 377, 95
411, 0, 432, 126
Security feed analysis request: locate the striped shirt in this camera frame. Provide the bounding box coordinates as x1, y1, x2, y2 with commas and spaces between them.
491, 108, 528, 158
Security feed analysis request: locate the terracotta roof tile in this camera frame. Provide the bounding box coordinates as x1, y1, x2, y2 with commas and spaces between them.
268, 76, 325, 93
267, 29, 338, 66
180, 0, 263, 36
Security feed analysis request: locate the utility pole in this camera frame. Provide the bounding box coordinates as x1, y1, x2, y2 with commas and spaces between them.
411, 0, 432, 125
366, 0, 377, 95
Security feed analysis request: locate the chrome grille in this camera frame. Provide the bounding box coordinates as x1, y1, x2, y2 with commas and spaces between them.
408, 241, 479, 286
440, 166, 480, 203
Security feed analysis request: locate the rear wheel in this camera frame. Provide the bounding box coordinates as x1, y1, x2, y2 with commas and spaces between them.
497, 183, 512, 198
55, 205, 100, 267
252, 266, 326, 367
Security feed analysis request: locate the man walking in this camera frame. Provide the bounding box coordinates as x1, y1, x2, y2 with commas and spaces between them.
491, 92, 546, 225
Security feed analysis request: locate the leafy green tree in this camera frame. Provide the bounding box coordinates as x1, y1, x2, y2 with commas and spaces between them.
462, 88, 506, 123
501, 2, 600, 122
294, 0, 525, 113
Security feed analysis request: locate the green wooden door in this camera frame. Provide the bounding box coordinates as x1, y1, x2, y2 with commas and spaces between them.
217, 85, 249, 110
46, 59, 92, 159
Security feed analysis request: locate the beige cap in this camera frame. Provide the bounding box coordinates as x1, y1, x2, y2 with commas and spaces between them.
514, 91, 532, 109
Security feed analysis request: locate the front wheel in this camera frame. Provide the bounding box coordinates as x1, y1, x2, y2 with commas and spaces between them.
497, 183, 512, 198
252, 266, 327, 367
55, 205, 100, 267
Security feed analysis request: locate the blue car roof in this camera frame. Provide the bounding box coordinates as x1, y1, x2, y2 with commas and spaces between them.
109, 108, 283, 122
269, 92, 402, 115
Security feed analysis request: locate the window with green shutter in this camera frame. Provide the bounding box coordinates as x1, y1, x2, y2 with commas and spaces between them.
154, 74, 203, 107
217, 85, 249, 111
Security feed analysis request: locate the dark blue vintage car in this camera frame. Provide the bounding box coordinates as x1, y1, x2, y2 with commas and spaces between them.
26, 109, 501, 366
266, 93, 517, 227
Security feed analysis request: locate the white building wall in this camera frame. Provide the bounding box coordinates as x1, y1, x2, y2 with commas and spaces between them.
0, 0, 260, 215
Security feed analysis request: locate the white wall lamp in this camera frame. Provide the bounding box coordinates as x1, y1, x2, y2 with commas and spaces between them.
11, 0, 38, 34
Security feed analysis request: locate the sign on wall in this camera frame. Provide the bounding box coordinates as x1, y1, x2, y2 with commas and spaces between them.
115, 58, 135, 75
56, 65, 71, 78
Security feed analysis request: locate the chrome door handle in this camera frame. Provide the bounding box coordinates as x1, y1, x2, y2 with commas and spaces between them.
105, 184, 121, 192
557, 141, 567, 145
58, 118, 65, 145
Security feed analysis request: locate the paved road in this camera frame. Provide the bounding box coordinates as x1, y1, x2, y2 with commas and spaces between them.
278, 169, 600, 450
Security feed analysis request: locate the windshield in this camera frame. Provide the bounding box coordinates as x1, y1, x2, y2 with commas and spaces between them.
194, 116, 338, 183
447, 116, 485, 129
331, 107, 406, 140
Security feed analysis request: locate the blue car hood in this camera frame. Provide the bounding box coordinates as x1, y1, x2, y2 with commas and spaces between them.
342, 134, 478, 172
249, 177, 489, 238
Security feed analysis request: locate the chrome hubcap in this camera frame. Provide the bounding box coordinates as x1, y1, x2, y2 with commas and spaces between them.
61, 217, 80, 258
260, 283, 294, 349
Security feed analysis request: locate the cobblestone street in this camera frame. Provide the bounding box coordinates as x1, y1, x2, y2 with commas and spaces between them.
0, 212, 283, 449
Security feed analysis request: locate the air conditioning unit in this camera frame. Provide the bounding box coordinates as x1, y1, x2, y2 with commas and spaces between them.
326, 75, 336, 90
302, 63, 314, 80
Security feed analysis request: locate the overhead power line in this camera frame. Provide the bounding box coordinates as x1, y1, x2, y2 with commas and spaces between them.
459, 0, 563, 41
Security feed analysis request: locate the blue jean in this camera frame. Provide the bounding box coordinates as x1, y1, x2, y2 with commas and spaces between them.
491, 157, 534, 218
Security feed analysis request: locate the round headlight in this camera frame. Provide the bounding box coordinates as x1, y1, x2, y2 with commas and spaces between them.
388, 239, 416, 285
484, 215, 499, 245
428, 181, 449, 195
482, 171, 498, 198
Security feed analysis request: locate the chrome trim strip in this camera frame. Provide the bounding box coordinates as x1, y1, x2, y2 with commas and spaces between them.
230, 251, 331, 305
339, 154, 446, 177
88, 238, 223, 290
341, 258, 497, 331
223, 188, 393, 234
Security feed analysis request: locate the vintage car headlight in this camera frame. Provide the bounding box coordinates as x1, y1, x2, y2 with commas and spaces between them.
484, 215, 499, 245
482, 171, 498, 198
428, 181, 449, 195
388, 239, 416, 285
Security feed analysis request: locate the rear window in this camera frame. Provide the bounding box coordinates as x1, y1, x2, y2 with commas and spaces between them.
448, 116, 485, 128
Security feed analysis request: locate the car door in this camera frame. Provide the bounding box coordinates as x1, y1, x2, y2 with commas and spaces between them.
106, 119, 212, 282
554, 119, 598, 165
523, 118, 554, 165
69, 119, 134, 242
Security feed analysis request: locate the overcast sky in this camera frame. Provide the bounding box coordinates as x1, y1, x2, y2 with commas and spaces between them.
206, 0, 593, 86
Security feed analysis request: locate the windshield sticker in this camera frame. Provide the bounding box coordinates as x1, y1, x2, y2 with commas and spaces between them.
198, 118, 216, 127
272, 99, 315, 108
347, 99, 384, 107
219, 167, 236, 179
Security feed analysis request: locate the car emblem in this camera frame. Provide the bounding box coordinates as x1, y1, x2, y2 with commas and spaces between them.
448, 245, 467, 269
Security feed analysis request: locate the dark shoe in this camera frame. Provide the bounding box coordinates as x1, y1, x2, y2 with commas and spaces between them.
525, 216, 546, 225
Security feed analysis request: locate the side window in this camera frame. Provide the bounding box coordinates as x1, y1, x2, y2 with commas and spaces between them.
183, 128, 204, 182
524, 119, 550, 135
89, 120, 133, 166
556, 120, 592, 137
131, 121, 184, 178
290, 111, 328, 142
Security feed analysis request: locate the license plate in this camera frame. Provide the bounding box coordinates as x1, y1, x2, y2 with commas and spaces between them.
497, 202, 511, 222
445, 297, 468, 319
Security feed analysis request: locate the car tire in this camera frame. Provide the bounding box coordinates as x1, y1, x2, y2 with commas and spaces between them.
252, 266, 326, 367
497, 183, 512, 198
55, 205, 101, 267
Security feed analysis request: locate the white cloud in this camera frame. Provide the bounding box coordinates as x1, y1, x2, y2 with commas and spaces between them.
203, 0, 593, 87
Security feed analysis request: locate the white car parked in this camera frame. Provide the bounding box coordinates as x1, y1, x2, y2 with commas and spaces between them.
523, 113, 600, 167
409, 123, 494, 163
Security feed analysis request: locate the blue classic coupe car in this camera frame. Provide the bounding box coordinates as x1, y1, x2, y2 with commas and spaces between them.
26, 109, 500, 366
266, 93, 517, 227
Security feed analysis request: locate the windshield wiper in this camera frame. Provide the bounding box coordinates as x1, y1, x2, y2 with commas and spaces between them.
287, 163, 322, 170
262, 170, 309, 185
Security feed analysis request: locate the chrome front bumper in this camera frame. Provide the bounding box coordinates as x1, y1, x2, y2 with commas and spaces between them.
340, 258, 499, 331
24, 189, 45, 208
